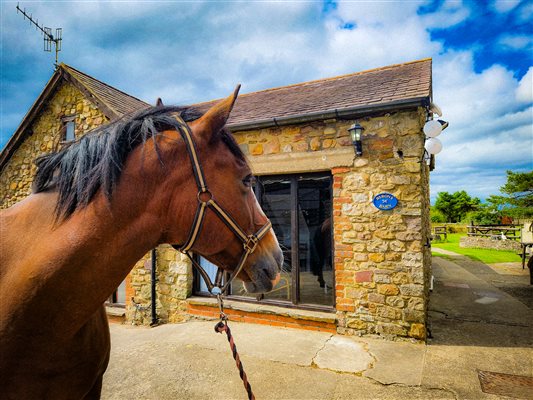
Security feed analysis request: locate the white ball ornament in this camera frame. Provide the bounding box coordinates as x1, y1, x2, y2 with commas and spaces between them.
423, 120, 442, 138
425, 137, 443, 154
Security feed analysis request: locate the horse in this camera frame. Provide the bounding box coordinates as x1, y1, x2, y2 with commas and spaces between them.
0, 87, 283, 399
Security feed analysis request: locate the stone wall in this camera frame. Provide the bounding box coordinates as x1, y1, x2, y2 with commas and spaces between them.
0, 82, 107, 207
125, 107, 432, 339
232, 108, 431, 340
460, 236, 521, 252
127, 246, 193, 325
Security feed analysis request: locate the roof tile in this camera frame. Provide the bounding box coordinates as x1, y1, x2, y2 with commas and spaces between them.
194, 59, 431, 126
62, 64, 149, 116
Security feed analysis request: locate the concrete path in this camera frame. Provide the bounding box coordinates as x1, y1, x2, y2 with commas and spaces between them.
102, 255, 532, 399
431, 247, 461, 256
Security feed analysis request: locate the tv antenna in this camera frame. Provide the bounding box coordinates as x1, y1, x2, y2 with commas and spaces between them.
16, 3, 62, 69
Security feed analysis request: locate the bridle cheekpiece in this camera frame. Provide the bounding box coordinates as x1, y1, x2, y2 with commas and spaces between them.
170, 116, 272, 296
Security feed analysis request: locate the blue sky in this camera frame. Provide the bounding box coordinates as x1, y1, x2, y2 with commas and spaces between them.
1, 0, 532, 203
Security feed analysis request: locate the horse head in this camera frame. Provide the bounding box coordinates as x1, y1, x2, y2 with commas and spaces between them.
161, 87, 283, 293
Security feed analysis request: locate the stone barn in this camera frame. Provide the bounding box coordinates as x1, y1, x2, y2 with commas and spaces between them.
1, 58, 434, 340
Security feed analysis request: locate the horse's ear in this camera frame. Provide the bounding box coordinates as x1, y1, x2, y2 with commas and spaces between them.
156, 98, 164, 106
193, 85, 240, 139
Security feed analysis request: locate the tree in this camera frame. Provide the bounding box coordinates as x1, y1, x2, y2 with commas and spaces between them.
430, 206, 446, 223
466, 204, 501, 225
434, 190, 481, 223
487, 170, 533, 220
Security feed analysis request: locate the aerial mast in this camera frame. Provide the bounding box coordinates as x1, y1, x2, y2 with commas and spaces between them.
16, 3, 63, 69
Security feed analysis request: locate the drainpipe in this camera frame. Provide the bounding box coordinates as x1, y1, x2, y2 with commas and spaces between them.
150, 248, 159, 326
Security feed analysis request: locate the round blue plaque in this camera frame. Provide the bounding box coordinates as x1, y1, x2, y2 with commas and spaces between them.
372, 193, 398, 210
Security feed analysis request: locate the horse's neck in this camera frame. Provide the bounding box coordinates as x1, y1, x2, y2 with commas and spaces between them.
0, 189, 160, 338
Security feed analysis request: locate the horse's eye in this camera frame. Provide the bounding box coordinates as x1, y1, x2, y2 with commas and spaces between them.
242, 175, 256, 188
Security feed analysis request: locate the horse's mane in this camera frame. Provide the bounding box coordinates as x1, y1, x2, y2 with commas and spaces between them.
32, 105, 245, 220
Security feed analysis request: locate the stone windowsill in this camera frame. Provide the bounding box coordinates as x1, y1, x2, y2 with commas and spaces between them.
187, 296, 336, 324
106, 305, 126, 318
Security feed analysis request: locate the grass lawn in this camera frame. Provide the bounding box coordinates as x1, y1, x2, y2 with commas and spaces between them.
431, 233, 522, 264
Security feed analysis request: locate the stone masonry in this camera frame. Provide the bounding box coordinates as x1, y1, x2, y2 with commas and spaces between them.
460, 236, 521, 252
228, 108, 431, 340
0, 82, 108, 207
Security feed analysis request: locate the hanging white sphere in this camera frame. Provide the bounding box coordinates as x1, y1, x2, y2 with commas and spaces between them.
425, 137, 443, 154
423, 120, 442, 138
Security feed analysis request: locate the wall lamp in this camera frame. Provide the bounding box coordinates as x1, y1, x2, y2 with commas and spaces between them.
423, 119, 449, 156
348, 122, 364, 156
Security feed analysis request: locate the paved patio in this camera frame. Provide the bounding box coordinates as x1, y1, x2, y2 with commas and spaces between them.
102, 255, 532, 399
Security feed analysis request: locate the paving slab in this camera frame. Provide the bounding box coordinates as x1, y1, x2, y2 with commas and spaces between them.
363, 338, 426, 385
313, 335, 373, 374
111, 320, 333, 367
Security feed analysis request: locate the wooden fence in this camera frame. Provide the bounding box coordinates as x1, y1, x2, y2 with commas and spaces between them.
466, 224, 521, 241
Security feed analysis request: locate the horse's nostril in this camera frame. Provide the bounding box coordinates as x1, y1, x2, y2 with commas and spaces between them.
262, 267, 274, 280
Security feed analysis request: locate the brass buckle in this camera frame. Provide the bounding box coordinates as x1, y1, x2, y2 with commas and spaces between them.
243, 235, 259, 253
197, 190, 213, 204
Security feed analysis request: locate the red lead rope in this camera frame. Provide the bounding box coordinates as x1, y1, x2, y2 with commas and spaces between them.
214, 296, 256, 400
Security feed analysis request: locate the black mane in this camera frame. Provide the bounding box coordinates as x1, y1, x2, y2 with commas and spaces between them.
32, 105, 245, 220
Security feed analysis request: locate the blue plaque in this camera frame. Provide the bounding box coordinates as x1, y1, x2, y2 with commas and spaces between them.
372, 193, 398, 210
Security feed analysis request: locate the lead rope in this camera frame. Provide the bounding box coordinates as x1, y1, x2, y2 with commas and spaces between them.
214, 294, 256, 400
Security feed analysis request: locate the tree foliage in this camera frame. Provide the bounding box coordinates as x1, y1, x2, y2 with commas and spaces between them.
430, 206, 446, 223
434, 190, 481, 223
466, 204, 501, 225
487, 170, 533, 219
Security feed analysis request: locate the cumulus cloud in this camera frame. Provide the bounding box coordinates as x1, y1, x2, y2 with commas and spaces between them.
516, 67, 533, 103
1, 0, 532, 202
498, 34, 533, 51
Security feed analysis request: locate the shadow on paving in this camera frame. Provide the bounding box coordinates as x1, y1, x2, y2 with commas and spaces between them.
429, 255, 533, 349
457, 257, 533, 310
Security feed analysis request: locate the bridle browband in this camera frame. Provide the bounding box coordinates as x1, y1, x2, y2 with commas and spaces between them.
170, 116, 272, 295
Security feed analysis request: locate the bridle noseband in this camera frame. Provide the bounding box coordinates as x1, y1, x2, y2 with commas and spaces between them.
170, 116, 272, 295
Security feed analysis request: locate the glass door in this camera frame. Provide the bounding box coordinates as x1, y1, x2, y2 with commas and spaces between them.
194, 173, 333, 309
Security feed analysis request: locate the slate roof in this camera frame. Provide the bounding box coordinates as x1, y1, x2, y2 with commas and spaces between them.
198, 58, 432, 128
62, 64, 149, 117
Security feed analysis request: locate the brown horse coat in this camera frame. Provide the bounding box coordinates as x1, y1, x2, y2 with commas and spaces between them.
0, 89, 282, 399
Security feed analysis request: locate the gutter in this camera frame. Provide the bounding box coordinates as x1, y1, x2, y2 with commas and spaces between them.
227, 97, 429, 132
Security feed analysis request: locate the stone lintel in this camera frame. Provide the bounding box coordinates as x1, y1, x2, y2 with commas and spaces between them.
248, 148, 355, 175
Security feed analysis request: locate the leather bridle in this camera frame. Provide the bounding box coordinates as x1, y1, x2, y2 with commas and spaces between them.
170, 116, 272, 295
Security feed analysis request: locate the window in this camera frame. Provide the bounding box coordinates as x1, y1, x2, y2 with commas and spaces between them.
194, 173, 334, 310
62, 116, 76, 141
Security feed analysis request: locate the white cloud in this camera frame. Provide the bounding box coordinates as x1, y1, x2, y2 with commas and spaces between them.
432, 51, 525, 137
2, 0, 532, 202
516, 67, 533, 103
498, 34, 533, 50
491, 0, 522, 13
421, 0, 471, 29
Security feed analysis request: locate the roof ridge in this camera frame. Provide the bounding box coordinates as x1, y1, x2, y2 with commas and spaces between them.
60, 63, 149, 108
193, 58, 432, 107
245, 58, 432, 97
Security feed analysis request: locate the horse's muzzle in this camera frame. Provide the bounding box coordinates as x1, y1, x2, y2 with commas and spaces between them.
243, 246, 283, 294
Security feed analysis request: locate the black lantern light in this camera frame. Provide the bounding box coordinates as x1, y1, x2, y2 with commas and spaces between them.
348, 122, 364, 156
